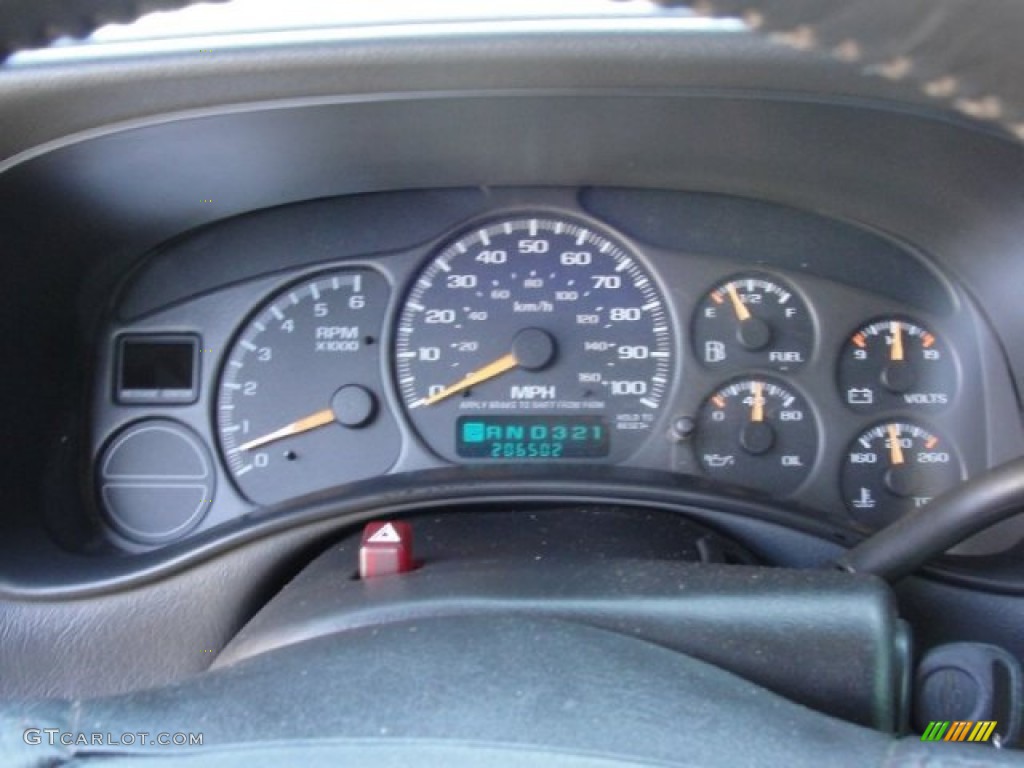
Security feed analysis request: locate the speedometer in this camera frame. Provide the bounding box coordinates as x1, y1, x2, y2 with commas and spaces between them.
395, 215, 673, 462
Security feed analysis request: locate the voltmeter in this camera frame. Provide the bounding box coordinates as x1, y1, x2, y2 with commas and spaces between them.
838, 318, 956, 413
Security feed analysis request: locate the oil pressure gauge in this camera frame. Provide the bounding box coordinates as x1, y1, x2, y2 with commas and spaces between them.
692, 274, 813, 371
694, 378, 818, 496
842, 422, 963, 528
838, 318, 956, 412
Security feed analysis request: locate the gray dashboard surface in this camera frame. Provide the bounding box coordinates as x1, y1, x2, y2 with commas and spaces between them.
0, 28, 964, 163
4, 0, 1023, 138
7, 614, 1016, 768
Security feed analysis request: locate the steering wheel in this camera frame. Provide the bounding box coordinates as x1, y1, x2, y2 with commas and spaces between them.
3, 2, 1024, 766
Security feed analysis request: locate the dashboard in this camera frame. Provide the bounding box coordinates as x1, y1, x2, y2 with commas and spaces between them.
5, 12, 1024, 720
91, 186, 1010, 550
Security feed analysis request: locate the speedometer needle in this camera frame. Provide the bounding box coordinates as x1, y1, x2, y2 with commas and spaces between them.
411, 352, 519, 408
238, 408, 335, 451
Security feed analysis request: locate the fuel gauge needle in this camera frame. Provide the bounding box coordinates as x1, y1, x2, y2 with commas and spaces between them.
726, 283, 752, 322
887, 423, 905, 465
411, 352, 518, 408
238, 408, 335, 451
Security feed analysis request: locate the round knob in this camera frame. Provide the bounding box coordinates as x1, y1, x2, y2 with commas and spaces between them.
332, 385, 377, 428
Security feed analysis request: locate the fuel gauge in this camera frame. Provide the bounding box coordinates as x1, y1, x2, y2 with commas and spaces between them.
692, 275, 813, 371
838, 318, 956, 412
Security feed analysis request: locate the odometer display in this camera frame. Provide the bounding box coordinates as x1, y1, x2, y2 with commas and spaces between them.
395, 215, 673, 462
457, 416, 609, 459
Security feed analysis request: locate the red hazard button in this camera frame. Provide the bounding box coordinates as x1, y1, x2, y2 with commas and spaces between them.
359, 521, 414, 579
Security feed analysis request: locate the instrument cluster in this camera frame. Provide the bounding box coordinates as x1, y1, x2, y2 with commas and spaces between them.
89, 190, 992, 549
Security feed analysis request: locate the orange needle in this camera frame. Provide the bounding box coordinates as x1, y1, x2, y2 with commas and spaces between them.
726, 283, 752, 322
412, 352, 519, 408
890, 321, 904, 362
887, 424, 905, 466
238, 408, 335, 451
751, 381, 765, 423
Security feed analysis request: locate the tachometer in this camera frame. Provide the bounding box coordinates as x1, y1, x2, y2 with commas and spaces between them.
395, 215, 673, 462
216, 269, 400, 505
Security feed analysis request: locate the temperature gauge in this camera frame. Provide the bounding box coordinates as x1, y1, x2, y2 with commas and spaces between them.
692, 274, 813, 371
838, 318, 956, 412
842, 422, 963, 528
694, 378, 818, 496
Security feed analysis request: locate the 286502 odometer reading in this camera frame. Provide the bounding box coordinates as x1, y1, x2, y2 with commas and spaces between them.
395, 216, 673, 462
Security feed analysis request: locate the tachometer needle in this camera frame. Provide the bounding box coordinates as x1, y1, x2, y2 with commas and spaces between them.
238, 408, 335, 451
890, 321, 904, 362
411, 352, 519, 408
887, 423, 905, 466
751, 381, 765, 422
726, 283, 752, 322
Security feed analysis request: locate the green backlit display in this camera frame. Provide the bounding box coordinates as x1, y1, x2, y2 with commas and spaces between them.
456, 415, 609, 459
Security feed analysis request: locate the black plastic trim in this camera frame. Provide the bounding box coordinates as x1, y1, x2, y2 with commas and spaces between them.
2, 466, 853, 599
5, 466, 1024, 600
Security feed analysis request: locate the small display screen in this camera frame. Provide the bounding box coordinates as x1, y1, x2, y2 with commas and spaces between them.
119, 337, 197, 402
457, 415, 609, 459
